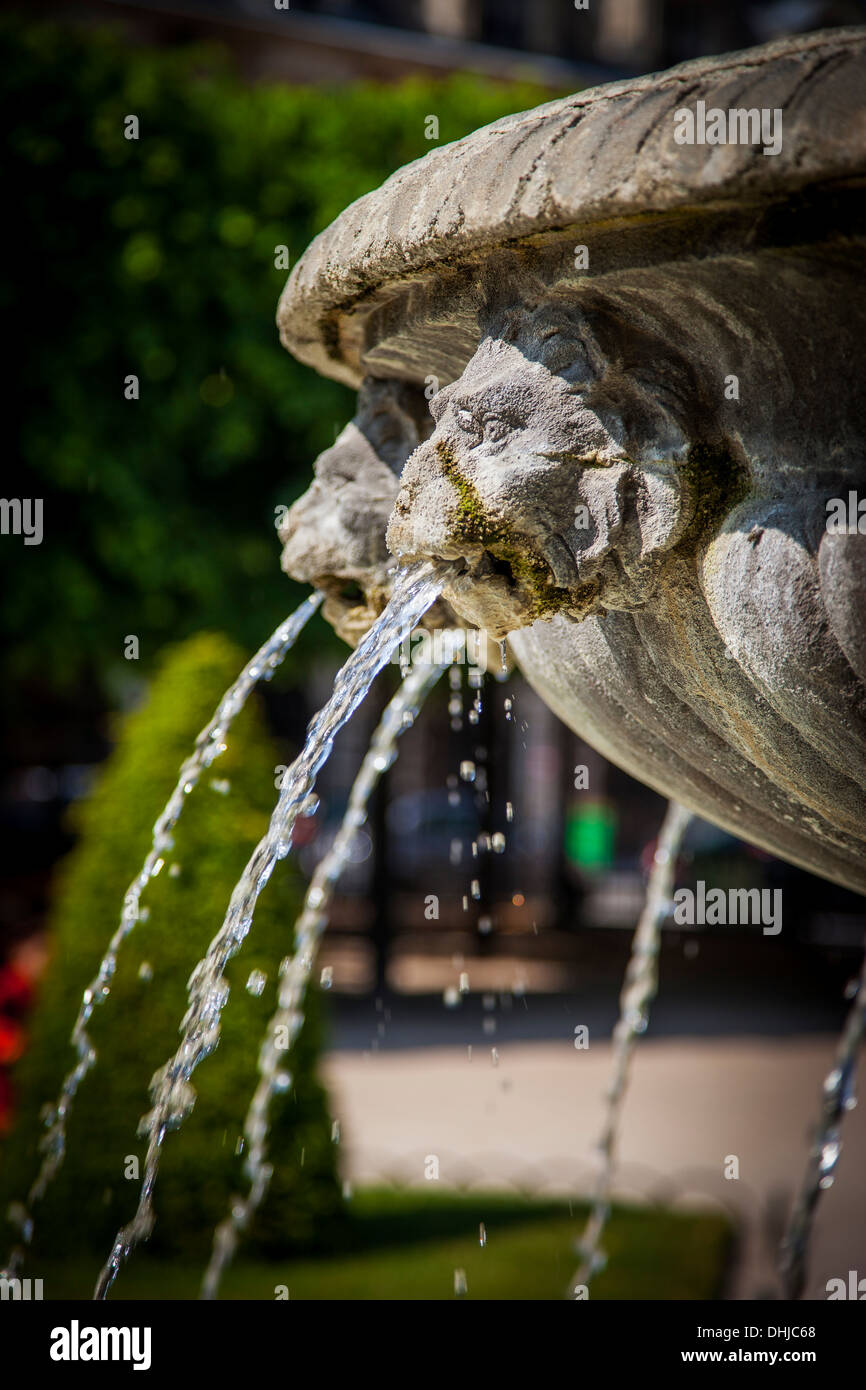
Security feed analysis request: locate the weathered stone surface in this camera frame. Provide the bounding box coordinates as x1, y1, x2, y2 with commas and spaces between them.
278, 27, 866, 390
278, 29, 866, 895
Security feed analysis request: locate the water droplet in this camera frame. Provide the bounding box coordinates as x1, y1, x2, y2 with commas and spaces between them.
320, 965, 334, 990
168, 862, 182, 878
152, 858, 165, 877
470, 879, 481, 900
209, 778, 231, 796
138, 961, 153, 983
491, 1047, 499, 1066
443, 986, 460, 1009
479, 1222, 487, 1248
331, 1119, 341, 1144
819, 1137, 841, 1177
459, 761, 476, 783
246, 970, 267, 997
454, 1268, 468, 1297
273, 1071, 292, 1093
459, 972, 470, 994
478, 915, 492, 935
505, 801, 513, 822
491, 832, 506, 854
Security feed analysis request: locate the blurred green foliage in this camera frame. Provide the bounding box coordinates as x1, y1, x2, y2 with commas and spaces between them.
0, 631, 343, 1260
2, 17, 548, 691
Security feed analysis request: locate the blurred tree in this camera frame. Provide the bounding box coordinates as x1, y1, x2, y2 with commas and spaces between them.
0, 631, 343, 1260
1, 17, 548, 696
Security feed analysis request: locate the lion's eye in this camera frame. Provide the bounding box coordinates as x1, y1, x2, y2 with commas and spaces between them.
456, 409, 477, 434
483, 417, 509, 444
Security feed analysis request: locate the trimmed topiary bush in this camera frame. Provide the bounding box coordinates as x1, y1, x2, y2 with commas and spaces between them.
0, 631, 343, 1264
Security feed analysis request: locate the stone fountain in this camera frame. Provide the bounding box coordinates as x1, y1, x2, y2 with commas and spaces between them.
278, 27, 866, 896
5, 29, 866, 1304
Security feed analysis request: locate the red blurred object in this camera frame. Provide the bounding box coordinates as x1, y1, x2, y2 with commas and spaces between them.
0, 963, 32, 1019
0, 962, 35, 1131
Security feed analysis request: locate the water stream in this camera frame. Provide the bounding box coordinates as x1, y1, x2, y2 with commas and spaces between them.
93, 563, 447, 1299
1, 591, 322, 1281
200, 654, 447, 1298
571, 799, 692, 1295
779, 935, 866, 1298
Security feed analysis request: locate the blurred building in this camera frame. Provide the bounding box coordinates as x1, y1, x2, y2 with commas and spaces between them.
17, 0, 866, 87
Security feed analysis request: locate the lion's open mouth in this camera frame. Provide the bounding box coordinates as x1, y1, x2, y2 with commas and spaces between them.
470, 549, 520, 587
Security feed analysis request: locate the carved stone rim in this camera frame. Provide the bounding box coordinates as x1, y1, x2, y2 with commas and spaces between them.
277, 26, 866, 388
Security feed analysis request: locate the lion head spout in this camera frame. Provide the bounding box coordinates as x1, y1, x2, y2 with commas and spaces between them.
386, 298, 715, 640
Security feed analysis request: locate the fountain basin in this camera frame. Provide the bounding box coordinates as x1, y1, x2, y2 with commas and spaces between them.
278, 28, 866, 895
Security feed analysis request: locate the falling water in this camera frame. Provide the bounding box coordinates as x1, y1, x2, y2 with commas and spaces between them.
571, 799, 691, 1295
778, 937, 866, 1298
1, 591, 322, 1281
200, 653, 447, 1298
93, 563, 447, 1299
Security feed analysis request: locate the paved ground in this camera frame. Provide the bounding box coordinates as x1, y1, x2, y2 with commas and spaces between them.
322, 1029, 866, 1301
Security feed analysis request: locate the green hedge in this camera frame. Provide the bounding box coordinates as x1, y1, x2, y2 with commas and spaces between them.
2, 16, 549, 693
0, 631, 343, 1261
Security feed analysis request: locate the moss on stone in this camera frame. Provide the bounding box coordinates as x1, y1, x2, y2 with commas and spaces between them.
681, 442, 750, 546
435, 440, 571, 621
